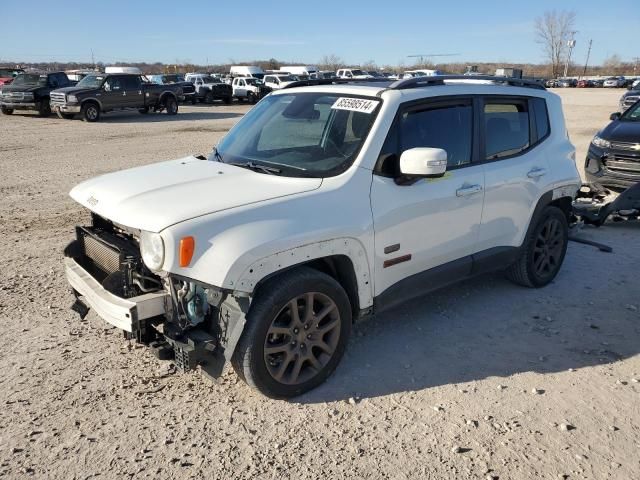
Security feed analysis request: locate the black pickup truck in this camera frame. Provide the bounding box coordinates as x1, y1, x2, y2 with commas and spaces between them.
0, 71, 74, 116
50, 73, 182, 121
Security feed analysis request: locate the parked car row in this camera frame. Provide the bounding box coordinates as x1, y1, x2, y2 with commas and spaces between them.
0, 70, 182, 121
546, 76, 637, 88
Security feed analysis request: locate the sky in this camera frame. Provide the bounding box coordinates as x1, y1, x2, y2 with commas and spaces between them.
1, 0, 638, 67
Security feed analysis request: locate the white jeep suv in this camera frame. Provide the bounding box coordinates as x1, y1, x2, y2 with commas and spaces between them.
64, 76, 581, 398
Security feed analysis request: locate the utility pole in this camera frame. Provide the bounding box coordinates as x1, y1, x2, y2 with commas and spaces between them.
91, 49, 95, 69
633, 57, 640, 76
582, 39, 592, 79
563, 31, 577, 78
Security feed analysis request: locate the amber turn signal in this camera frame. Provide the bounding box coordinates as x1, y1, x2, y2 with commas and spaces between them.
179, 236, 195, 267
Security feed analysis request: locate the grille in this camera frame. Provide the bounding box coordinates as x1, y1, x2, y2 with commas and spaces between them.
610, 141, 640, 152
623, 96, 639, 108
50, 92, 66, 106
79, 230, 121, 274
607, 154, 640, 174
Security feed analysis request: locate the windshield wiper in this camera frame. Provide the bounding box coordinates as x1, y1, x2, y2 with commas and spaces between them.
229, 161, 282, 175
211, 146, 224, 162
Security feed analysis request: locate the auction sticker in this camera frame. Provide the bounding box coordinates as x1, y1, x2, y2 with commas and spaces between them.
331, 97, 380, 114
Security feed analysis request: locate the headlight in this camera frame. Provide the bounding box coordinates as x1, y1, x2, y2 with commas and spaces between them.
140, 231, 165, 272
67, 94, 77, 103
591, 135, 610, 149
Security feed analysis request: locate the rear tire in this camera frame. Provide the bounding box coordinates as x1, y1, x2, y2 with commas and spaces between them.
191, 95, 197, 105
138, 106, 149, 114
204, 91, 214, 104
231, 267, 352, 398
165, 96, 178, 115
1, 106, 13, 115
81, 102, 100, 122
506, 205, 568, 288
37, 98, 51, 117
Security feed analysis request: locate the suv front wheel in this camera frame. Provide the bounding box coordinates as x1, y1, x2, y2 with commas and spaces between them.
232, 267, 352, 398
506, 205, 569, 288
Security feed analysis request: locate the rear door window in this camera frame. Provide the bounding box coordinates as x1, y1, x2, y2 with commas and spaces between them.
483, 100, 530, 160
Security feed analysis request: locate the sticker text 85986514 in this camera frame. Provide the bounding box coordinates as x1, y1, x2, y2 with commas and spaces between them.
331, 97, 380, 114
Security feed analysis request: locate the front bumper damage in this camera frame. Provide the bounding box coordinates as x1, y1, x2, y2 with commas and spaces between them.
63, 222, 249, 379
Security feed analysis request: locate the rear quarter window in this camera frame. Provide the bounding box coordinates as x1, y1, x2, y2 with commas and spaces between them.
531, 97, 550, 141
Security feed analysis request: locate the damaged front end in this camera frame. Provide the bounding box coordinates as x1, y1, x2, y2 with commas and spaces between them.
572, 182, 640, 226
64, 214, 250, 379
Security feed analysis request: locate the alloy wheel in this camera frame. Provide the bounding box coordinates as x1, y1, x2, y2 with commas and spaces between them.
533, 217, 564, 277
263, 292, 341, 385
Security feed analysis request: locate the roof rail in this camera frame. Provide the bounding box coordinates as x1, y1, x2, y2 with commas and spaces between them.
281, 78, 391, 90
388, 75, 546, 90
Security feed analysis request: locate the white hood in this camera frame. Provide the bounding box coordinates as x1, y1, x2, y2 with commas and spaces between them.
70, 156, 322, 232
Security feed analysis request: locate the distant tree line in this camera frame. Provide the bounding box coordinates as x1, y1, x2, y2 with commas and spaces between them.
1, 54, 637, 79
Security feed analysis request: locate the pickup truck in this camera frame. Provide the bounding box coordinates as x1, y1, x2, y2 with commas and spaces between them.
0, 71, 73, 116
148, 74, 197, 104
184, 73, 232, 104
50, 73, 181, 121
231, 77, 269, 103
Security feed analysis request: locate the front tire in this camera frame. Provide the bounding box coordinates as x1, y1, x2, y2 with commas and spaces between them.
204, 91, 214, 104
37, 98, 51, 117
81, 102, 100, 122
231, 267, 352, 398
1, 106, 13, 115
506, 205, 568, 288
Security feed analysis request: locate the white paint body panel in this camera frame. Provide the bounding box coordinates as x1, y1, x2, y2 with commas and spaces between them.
68, 81, 580, 313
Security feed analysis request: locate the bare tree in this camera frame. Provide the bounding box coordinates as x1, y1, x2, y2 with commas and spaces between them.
534, 10, 576, 78
603, 54, 623, 75
318, 54, 345, 71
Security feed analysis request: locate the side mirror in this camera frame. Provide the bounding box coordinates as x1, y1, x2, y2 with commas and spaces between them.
399, 147, 448, 178
610, 112, 621, 121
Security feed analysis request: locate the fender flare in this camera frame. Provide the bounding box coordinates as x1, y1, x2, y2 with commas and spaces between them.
232, 238, 374, 309
520, 187, 573, 248
80, 97, 103, 111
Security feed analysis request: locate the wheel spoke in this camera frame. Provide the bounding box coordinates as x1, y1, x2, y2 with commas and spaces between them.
307, 354, 322, 371
316, 317, 340, 334
268, 326, 290, 336
289, 299, 300, 325
315, 340, 333, 354
264, 343, 289, 355
289, 356, 304, 383
315, 303, 336, 322
272, 352, 294, 382
304, 293, 315, 322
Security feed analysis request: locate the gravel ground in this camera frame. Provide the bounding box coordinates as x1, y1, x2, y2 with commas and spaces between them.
0, 89, 638, 480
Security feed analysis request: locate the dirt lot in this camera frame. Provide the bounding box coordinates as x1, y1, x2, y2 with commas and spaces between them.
0, 89, 638, 480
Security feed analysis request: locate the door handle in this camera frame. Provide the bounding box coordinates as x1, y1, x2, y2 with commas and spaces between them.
456, 184, 483, 197
527, 167, 548, 178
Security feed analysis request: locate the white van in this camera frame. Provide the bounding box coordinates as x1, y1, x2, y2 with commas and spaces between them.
229, 66, 265, 79
104, 66, 143, 75
278, 65, 318, 79
402, 69, 443, 79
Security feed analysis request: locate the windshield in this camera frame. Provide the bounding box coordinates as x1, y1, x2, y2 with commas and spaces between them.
201, 76, 219, 83
212, 93, 380, 177
621, 102, 640, 121
76, 75, 105, 88
12, 74, 47, 86
245, 78, 259, 85
351, 70, 365, 76
0, 68, 22, 77
276, 75, 296, 82
163, 75, 183, 83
